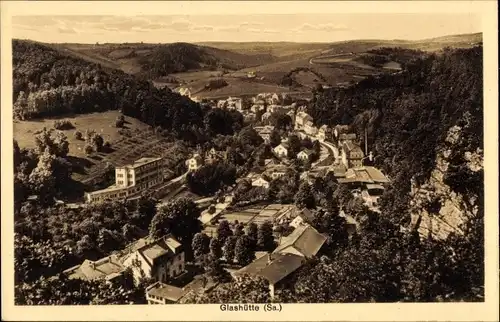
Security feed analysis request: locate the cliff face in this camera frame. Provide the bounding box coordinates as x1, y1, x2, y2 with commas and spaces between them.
409, 125, 483, 240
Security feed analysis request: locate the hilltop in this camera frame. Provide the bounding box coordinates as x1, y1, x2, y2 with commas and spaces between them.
41, 32, 481, 99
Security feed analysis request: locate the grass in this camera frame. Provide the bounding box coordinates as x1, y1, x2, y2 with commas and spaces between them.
13, 110, 157, 183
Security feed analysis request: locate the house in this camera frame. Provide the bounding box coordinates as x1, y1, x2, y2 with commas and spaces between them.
361, 183, 385, 209
295, 112, 313, 130
122, 234, 186, 284
251, 176, 271, 189
255, 125, 275, 143
178, 87, 191, 97
297, 149, 314, 161
226, 97, 243, 111
265, 165, 288, 180
217, 100, 227, 109
146, 282, 188, 304
273, 142, 289, 158
247, 71, 256, 79
65, 234, 185, 286
338, 133, 357, 147
289, 208, 315, 228
317, 125, 332, 142
244, 112, 256, 123
337, 166, 390, 188
205, 148, 225, 164
328, 163, 348, 178
64, 254, 127, 285
251, 104, 265, 113
232, 224, 326, 298
341, 141, 364, 169
304, 121, 318, 136
186, 154, 204, 171
85, 157, 172, 203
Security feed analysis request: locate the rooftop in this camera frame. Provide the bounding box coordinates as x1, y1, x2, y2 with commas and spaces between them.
119, 157, 163, 169
343, 141, 363, 154
233, 253, 304, 285
273, 224, 327, 258
146, 282, 187, 302
65, 254, 126, 281
339, 166, 390, 184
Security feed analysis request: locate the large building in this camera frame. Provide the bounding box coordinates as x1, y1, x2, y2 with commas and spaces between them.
85, 157, 172, 203
64, 234, 185, 286
341, 142, 364, 169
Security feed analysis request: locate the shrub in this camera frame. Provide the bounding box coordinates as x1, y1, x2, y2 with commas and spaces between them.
74, 131, 83, 140
115, 115, 125, 128
53, 120, 74, 130
84, 144, 93, 155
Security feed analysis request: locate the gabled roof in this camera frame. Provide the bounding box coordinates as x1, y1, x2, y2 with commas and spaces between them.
343, 141, 363, 154
298, 149, 314, 157
273, 224, 326, 258
275, 142, 289, 150
341, 166, 389, 184
65, 254, 126, 281
233, 253, 304, 285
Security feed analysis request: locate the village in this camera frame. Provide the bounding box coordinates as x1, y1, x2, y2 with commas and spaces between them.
61, 91, 391, 304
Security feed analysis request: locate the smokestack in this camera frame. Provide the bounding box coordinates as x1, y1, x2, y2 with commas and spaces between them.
364, 127, 368, 156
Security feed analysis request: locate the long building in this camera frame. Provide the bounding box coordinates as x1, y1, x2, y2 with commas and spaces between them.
85, 157, 173, 203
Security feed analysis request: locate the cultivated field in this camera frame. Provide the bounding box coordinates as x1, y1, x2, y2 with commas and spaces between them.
13, 111, 179, 185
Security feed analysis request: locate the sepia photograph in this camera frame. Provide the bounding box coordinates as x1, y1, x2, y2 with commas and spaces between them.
1, 1, 498, 321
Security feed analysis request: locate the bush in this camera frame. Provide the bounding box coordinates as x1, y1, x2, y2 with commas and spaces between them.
115, 115, 125, 128
84, 144, 93, 155
74, 131, 83, 140
53, 120, 74, 130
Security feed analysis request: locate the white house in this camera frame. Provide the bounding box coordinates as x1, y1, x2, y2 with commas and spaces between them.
273, 143, 289, 158
186, 154, 204, 171
121, 235, 186, 284
251, 176, 271, 189
297, 150, 314, 161
295, 112, 313, 130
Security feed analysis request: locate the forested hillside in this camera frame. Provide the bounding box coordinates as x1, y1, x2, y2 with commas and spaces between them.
12, 40, 243, 143
308, 46, 482, 224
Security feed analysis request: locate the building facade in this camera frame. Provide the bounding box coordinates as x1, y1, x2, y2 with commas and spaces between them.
85, 157, 171, 203
341, 142, 364, 169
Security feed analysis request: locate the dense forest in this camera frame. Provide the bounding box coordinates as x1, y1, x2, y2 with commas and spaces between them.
12, 40, 243, 144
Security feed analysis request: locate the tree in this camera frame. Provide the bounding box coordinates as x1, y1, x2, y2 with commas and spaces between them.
295, 182, 316, 209
216, 220, 233, 244
234, 235, 255, 266
74, 131, 83, 140
209, 237, 223, 259
149, 198, 201, 245
205, 255, 231, 283
223, 236, 237, 263
233, 223, 245, 237
192, 232, 210, 259
333, 184, 353, 209
269, 129, 282, 148
258, 221, 275, 251
246, 222, 258, 249
115, 115, 125, 128
84, 144, 93, 155
187, 274, 271, 304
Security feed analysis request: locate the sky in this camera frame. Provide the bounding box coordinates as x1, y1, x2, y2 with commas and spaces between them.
12, 14, 481, 44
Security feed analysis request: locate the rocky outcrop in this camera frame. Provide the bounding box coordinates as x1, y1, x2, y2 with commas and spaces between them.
409, 125, 483, 240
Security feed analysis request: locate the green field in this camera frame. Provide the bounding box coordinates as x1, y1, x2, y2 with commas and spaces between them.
12, 111, 178, 183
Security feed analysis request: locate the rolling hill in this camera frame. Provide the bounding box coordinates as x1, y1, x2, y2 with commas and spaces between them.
45, 32, 481, 98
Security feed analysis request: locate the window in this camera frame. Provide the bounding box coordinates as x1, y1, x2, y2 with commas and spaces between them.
117, 173, 123, 178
